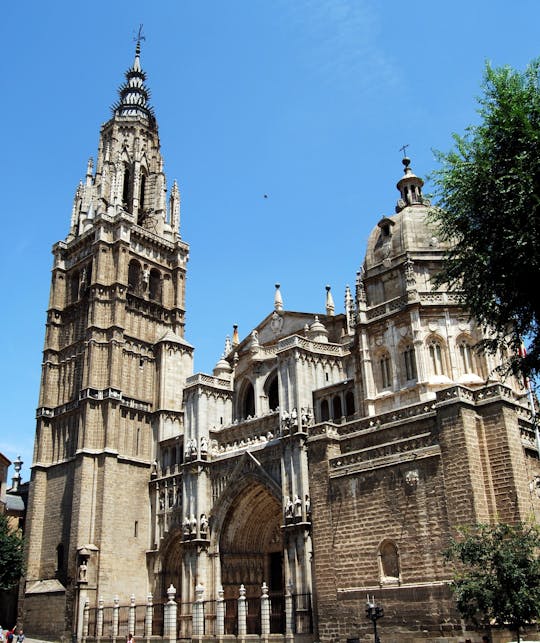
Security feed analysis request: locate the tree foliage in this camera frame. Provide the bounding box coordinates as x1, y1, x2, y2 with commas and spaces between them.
431, 60, 540, 380
444, 523, 540, 641
0, 512, 25, 591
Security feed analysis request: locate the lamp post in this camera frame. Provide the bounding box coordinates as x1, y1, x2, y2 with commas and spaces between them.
365, 595, 383, 643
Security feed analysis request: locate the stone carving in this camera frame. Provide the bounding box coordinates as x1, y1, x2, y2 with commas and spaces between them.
285, 496, 294, 521
78, 560, 88, 582
200, 436, 208, 455
405, 470, 419, 488
270, 311, 284, 335
185, 438, 197, 459
293, 494, 302, 518
183, 516, 191, 536
200, 513, 209, 535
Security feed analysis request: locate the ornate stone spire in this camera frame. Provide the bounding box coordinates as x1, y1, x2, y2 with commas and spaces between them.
325, 285, 335, 316
112, 36, 155, 126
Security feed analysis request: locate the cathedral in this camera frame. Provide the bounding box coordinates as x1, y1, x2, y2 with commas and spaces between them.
23, 42, 540, 643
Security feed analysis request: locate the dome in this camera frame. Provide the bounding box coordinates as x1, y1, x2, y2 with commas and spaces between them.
213, 355, 232, 378
308, 316, 329, 343
363, 158, 449, 271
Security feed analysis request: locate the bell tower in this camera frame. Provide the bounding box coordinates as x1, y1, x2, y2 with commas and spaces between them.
24, 39, 193, 638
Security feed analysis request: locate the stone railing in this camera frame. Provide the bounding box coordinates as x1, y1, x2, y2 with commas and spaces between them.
212, 412, 281, 455
276, 334, 347, 356
185, 373, 232, 389
82, 585, 312, 643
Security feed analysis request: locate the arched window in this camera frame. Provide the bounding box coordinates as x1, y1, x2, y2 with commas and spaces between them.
321, 399, 329, 422
139, 171, 147, 212
458, 338, 474, 373
242, 381, 255, 419
428, 338, 445, 376
332, 396, 342, 420
128, 260, 142, 295
379, 352, 392, 389
122, 166, 131, 210
345, 391, 355, 417
402, 344, 417, 381
149, 268, 162, 302
267, 374, 279, 411
379, 540, 400, 580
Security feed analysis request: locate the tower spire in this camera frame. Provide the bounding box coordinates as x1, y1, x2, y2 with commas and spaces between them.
113, 28, 155, 125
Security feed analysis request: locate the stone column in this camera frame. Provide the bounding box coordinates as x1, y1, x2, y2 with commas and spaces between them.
193, 583, 205, 637
237, 584, 247, 640
215, 586, 225, 639
260, 583, 270, 639
128, 594, 136, 636
83, 598, 90, 641
164, 584, 177, 643
112, 595, 120, 641
96, 596, 104, 640
145, 593, 153, 640
285, 581, 294, 643
76, 582, 88, 643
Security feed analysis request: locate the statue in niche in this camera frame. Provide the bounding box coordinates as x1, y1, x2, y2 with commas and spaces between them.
285, 496, 294, 520
305, 494, 311, 519
183, 516, 191, 536
200, 436, 208, 455
78, 560, 88, 582
294, 494, 302, 518
301, 407, 313, 426
200, 513, 209, 535
190, 514, 197, 535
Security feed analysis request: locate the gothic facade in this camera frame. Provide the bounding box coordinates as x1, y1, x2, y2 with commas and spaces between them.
23, 45, 540, 642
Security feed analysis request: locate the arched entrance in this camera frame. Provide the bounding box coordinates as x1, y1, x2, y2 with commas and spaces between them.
219, 482, 283, 632
158, 530, 184, 600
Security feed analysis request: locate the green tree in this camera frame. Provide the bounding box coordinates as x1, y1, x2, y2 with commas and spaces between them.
431, 60, 540, 380
444, 523, 540, 642
0, 512, 24, 590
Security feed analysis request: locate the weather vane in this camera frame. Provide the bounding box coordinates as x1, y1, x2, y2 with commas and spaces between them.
399, 144, 410, 158
134, 24, 146, 46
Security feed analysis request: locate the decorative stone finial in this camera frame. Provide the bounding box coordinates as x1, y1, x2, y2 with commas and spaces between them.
274, 283, 283, 311
232, 324, 239, 347
325, 285, 335, 316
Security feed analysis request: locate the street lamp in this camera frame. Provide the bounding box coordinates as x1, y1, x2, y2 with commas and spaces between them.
365, 595, 384, 643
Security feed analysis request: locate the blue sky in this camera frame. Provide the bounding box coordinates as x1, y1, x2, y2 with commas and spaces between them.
1, 0, 539, 480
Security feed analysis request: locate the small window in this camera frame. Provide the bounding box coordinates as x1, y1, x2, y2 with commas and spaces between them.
379, 353, 392, 389
403, 345, 417, 381
242, 381, 255, 418
128, 260, 142, 295
459, 340, 474, 373
321, 399, 330, 422
134, 521, 138, 537
149, 268, 162, 302
122, 166, 131, 209
345, 391, 355, 417
332, 396, 342, 419
428, 340, 444, 376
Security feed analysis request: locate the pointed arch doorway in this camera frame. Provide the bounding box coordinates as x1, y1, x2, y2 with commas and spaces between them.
219, 481, 284, 633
